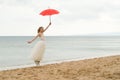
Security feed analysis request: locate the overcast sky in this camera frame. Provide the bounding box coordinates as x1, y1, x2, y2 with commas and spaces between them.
0, 0, 120, 36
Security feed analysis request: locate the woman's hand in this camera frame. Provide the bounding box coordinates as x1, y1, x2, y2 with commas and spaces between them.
27, 41, 32, 44
49, 22, 51, 25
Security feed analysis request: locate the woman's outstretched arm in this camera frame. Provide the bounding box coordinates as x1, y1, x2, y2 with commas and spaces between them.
44, 22, 51, 32
27, 34, 39, 44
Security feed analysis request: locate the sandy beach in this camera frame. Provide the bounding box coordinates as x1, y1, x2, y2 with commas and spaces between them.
0, 55, 120, 80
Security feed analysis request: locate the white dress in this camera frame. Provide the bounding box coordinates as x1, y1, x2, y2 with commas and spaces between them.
31, 35, 46, 61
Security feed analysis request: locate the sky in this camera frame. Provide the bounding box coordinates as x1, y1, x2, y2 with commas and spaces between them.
0, 0, 120, 36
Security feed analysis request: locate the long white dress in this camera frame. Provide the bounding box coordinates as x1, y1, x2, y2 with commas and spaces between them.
31, 35, 46, 61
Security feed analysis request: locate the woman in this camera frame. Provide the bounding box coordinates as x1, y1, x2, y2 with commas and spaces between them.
27, 22, 51, 66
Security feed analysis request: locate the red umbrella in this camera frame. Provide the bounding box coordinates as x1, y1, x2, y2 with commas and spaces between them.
40, 8, 59, 22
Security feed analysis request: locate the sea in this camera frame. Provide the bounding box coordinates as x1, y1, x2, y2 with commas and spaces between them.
0, 36, 120, 70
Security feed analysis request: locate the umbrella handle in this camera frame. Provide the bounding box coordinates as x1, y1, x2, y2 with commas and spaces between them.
49, 16, 51, 22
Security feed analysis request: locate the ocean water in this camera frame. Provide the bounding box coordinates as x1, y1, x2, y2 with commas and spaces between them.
0, 36, 120, 69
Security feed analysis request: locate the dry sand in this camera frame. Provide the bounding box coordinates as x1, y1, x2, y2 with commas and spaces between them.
0, 55, 120, 80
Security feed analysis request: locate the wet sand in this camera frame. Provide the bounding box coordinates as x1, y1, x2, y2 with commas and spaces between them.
0, 55, 120, 80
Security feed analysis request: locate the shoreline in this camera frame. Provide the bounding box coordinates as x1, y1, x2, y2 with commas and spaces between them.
0, 54, 119, 71
0, 55, 120, 80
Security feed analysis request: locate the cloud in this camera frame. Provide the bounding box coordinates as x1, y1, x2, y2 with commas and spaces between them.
0, 0, 120, 36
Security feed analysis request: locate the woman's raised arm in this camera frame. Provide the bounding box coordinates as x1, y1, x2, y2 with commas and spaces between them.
44, 22, 51, 32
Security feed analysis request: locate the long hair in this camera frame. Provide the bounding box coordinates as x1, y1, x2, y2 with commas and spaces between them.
37, 27, 43, 33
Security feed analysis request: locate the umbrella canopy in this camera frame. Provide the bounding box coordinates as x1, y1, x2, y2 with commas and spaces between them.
40, 8, 59, 22
40, 9, 59, 16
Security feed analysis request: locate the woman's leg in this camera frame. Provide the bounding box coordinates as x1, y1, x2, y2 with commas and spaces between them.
34, 61, 40, 66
